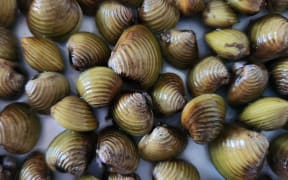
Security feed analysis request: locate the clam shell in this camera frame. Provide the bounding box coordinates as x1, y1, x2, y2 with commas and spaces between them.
0, 0, 16, 27
239, 97, 288, 130
227, 0, 264, 14
25, 72, 70, 113
51, 96, 98, 132
209, 124, 269, 179
160, 29, 198, 69
67, 32, 111, 71
187, 56, 229, 96
0, 27, 18, 61
0, 103, 40, 154
271, 58, 288, 96
96, 1, 135, 44
76, 67, 123, 108
96, 128, 139, 174
138, 125, 187, 161
175, 0, 205, 15
181, 94, 226, 144
46, 130, 95, 176
108, 25, 162, 89
0, 156, 18, 180
269, 0, 288, 12
77, 0, 100, 15
21, 37, 65, 72
107, 173, 140, 180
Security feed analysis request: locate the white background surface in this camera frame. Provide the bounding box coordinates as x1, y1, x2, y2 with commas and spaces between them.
0, 7, 287, 180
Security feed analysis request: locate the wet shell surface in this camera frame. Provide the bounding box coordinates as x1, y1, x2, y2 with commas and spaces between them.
271, 58, 288, 97
175, 0, 205, 15
0, 0, 17, 27
0, 27, 18, 61
227, 0, 265, 14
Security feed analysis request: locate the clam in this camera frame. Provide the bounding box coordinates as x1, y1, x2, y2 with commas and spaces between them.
108, 25, 162, 89
187, 56, 229, 96
269, 0, 288, 12
107, 173, 140, 180
228, 62, 269, 105
77, 0, 100, 15
249, 15, 288, 62
0, 59, 26, 99
203, 0, 238, 28
227, 0, 265, 14
17, 0, 33, 14
0, 27, 18, 61
51, 96, 98, 132
0, 155, 18, 180
67, 32, 111, 71
153, 160, 200, 180
239, 97, 288, 130
96, 1, 135, 44
96, 127, 139, 174
78, 175, 99, 180
0, 0, 17, 27
181, 94, 226, 144
271, 58, 288, 97
21, 37, 65, 72
175, 0, 205, 15
76, 67, 123, 108
159, 29, 199, 69
19, 152, 52, 180
209, 124, 269, 179
27, 0, 83, 41
112, 92, 153, 136
46, 130, 95, 176
25, 72, 70, 113
150, 73, 186, 116
0, 103, 40, 154
138, 125, 187, 161
139, 0, 180, 32
205, 29, 250, 60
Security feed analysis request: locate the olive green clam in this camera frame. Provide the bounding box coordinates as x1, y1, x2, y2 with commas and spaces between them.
181, 94, 225, 144
78, 175, 99, 180
19, 152, 52, 180
151, 73, 186, 116
108, 25, 162, 89
76, 0, 100, 15
76, 67, 123, 108
96, 1, 135, 44
21, 37, 65, 72
175, 0, 205, 15
228, 62, 268, 105
187, 56, 229, 96
27, 0, 82, 41
227, 0, 264, 14
153, 160, 200, 180
160, 29, 199, 69
46, 130, 95, 176
17, 0, 33, 14
51, 96, 98, 132
269, 0, 288, 12
209, 124, 269, 179
0, 155, 18, 180
138, 125, 187, 161
67, 32, 111, 71
239, 97, 288, 130
0, 103, 40, 154
139, 0, 180, 32
107, 173, 140, 180
96, 128, 139, 174
205, 29, 250, 60
203, 0, 238, 28
25, 72, 70, 113
0, 0, 17, 27
271, 58, 288, 96
0, 27, 18, 61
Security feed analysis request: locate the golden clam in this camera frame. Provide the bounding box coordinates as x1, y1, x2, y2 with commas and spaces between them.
0, 155, 18, 180
0, 27, 18, 61
227, 0, 265, 14
0, 0, 17, 27
271, 58, 288, 97
107, 173, 140, 180
175, 0, 205, 15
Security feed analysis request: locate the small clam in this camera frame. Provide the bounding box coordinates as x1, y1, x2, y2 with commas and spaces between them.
78, 175, 99, 180
228, 62, 268, 105
21, 37, 65, 72
205, 29, 250, 60
175, 0, 205, 15
249, 15, 288, 62
46, 130, 95, 176
138, 125, 187, 161
108, 25, 162, 89
51, 96, 98, 132
159, 29, 199, 69
181, 94, 226, 144
67, 32, 111, 71
0, 0, 16, 27
227, 0, 265, 14
0, 27, 18, 61
271, 58, 288, 97
0, 103, 40, 154
0, 59, 26, 99
17, 0, 33, 14
267, 133, 288, 178
27, 0, 83, 41
153, 160, 200, 180
96, 1, 135, 44
76, 67, 123, 108
139, 0, 180, 32
107, 173, 140, 180
269, 0, 288, 12
209, 124, 269, 179
96, 128, 139, 174
0, 155, 18, 180
77, 0, 100, 15
187, 56, 229, 96
239, 97, 288, 130
25, 72, 70, 113
203, 0, 238, 28
112, 92, 153, 136
19, 152, 52, 180
150, 73, 186, 116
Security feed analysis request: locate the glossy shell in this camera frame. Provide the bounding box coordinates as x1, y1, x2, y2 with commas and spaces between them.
227, 0, 264, 14
271, 58, 288, 96
0, 27, 18, 61
0, 0, 17, 27
176, 0, 205, 15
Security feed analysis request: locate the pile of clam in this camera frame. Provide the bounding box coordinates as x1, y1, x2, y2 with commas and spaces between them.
1, 0, 288, 179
